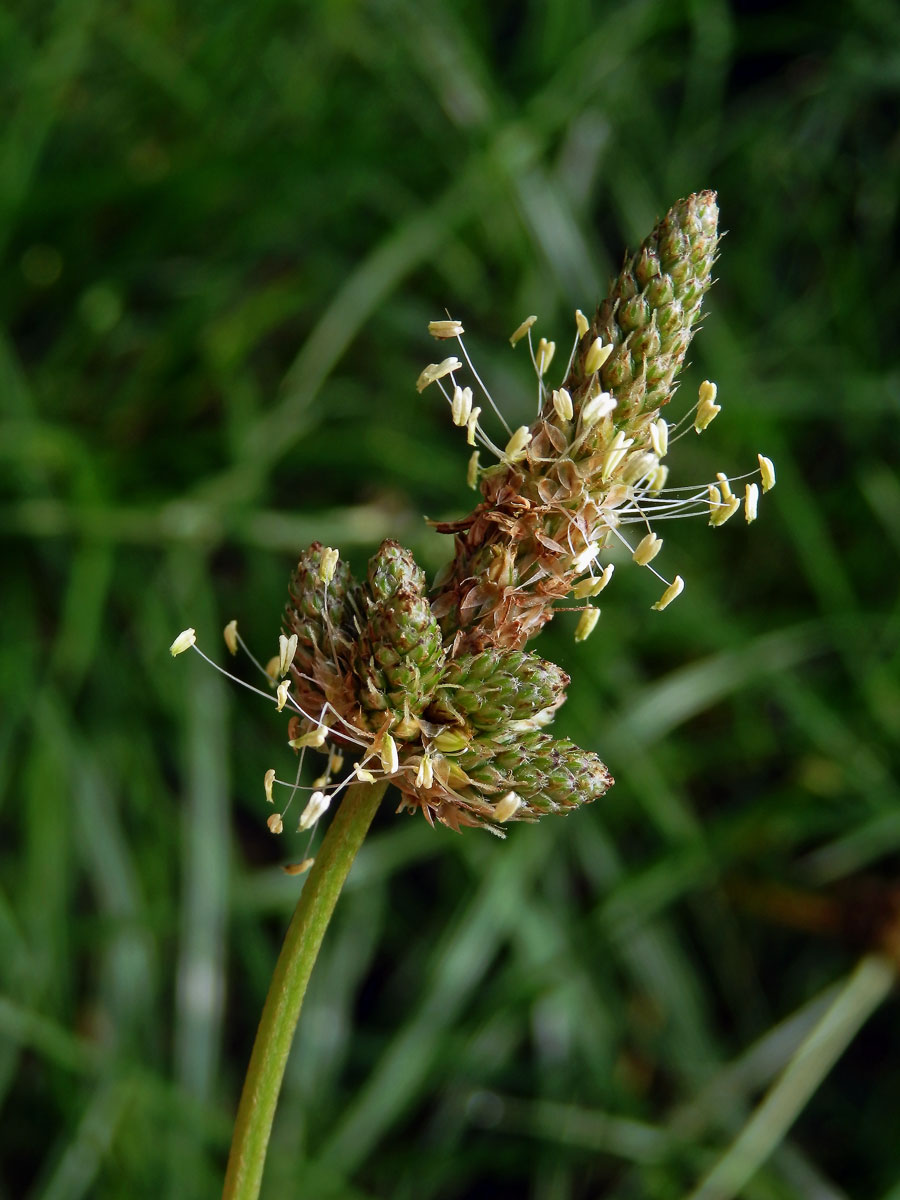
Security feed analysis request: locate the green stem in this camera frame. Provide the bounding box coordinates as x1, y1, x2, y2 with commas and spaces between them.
222, 779, 387, 1200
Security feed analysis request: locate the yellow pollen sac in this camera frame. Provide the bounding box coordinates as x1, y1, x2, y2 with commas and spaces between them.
572, 542, 600, 573
416, 357, 462, 393
380, 733, 399, 776
223, 620, 239, 655
601, 432, 634, 480
574, 608, 601, 642
289, 725, 328, 749
298, 790, 331, 831
758, 453, 776, 492
633, 532, 663, 565
698, 379, 718, 406
536, 337, 556, 375
318, 546, 340, 583
580, 390, 616, 429
652, 575, 684, 611
354, 762, 377, 783
552, 388, 573, 421
503, 425, 532, 463
494, 791, 522, 822
466, 450, 480, 489
584, 337, 613, 375
716, 472, 734, 500
415, 755, 434, 789
264, 655, 280, 683
276, 680, 291, 712
451, 385, 473, 427
575, 309, 589, 338
710, 494, 741, 527
646, 464, 669, 493
466, 406, 482, 446
572, 563, 614, 599
745, 482, 760, 523
278, 633, 298, 677
509, 315, 537, 346
264, 768, 276, 804
282, 858, 315, 876
169, 628, 196, 656
267, 813, 284, 835
428, 319, 464, 339
649, 418, 669, 458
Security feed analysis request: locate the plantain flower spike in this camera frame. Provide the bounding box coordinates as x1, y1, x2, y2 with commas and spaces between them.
174, 192, 771, 837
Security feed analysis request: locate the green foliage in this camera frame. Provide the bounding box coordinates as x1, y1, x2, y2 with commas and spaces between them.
3, 0, 900, 1197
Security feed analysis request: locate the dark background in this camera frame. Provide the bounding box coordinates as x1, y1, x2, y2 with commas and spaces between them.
3, 0, 900, 1196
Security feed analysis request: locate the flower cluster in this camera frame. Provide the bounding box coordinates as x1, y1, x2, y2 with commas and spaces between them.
171, 191, 773, 846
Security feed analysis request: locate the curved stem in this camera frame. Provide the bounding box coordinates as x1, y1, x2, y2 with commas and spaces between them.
222, 779, 388, 1200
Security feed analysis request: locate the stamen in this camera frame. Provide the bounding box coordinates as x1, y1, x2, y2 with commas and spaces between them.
572, 542, 600, 573
451, 385, 473, 426
428, 319, 465, 339
633, 532, 663, 565
276, 680, 291, 712
758, 454, 776, 492
380, 733, 399, 775
278, 633, 298, 677
716, 472, 734, 501
709, 494, 741, 526
536, 338, 556, 375
745, 482, 759, 523
574, 608, 600, 642
264, 768, 276, 804
415, 754, 434, 789
694, 380, 721, 432
223, 620, 239, 656
267, 813, 284, 834
169, 628, 196, 656
467, 450, 480, 489
298, 790, 331, 831
466, 407, 482, 446
649, 418, 669, 458
572, 563, 614, 599
318, 548, 339, 584
652, 575, 684, 611
283, 859, 315, 876
552, 388, 573, 421
503, 425, 532, 463
509, 315, 537, 346
584, 337, 613, 375
575, 309, 589, 338
416, 357, 462, 393
601, 432, 634, 480
581, 390, 616, 430
354, 762, 377, 783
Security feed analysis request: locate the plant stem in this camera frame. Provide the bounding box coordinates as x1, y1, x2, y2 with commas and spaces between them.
222, 779, 388, 1200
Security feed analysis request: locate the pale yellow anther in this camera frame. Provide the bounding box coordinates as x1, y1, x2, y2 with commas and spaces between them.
264, 768, 276, 805
353, 762, 377, 783
572, 542, 600, 573
328, 749, 344, 774
646, 464, 669, 494
289, 725, 328, 749
467, 450, 480, 489
494, 791, 522, 822
536, 337, 556, 375
758, 454, 776, 492
466, 406, 482, 446
652, 575, 684, 611
318, 547, 340, 584
621, 451, 659, 486
380, 733, 399, 776
169, 628, 196, 657
584, 337, 613, 375
276, 679, 291, 712
428, 319, 464, 339
312, 772, 330, 789
415, 754, 434, 790
298, 790, 330, 831
278, 633, 298, 677
707, 483, 723, 516
552, 388, 573, 421
223, 620, 239, 656
601, 431, 633, 480
575, 309, 589, 338
745, 482, 759, 523
649, 418, 669, 458
580, 390, 616, 429
709, 494, 741, 527
716, 472, 734, 500
267, 812, 284, 835
509, 315, 537, 346
574, 608, 600, 642
695, 379, 721, 432
503, 425, 532, 463
451, 385, 473, 426
282, 858, 315, 876
633, 532, 663, 565
264, 655, 280, 683
416, 357, 462, 393
573, 563, 614, 599
699, 379, 718, 406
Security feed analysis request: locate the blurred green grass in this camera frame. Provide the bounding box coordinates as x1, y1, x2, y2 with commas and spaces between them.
3, 0, 900, 1197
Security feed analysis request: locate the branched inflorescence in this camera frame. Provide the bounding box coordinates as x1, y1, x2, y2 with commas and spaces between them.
172, 191, 774, 844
